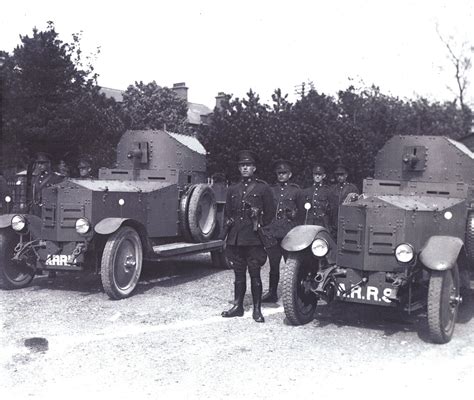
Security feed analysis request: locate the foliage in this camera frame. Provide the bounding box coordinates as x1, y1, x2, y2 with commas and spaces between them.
200, 85, 471, 189
121, 81, 189, 133
1, 22, 124, 172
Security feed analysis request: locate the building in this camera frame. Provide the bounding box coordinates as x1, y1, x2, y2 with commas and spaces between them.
99, 82, 224, 129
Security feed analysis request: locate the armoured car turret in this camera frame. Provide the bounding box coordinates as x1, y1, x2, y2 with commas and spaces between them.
0, 130, 227, 299
281, 135, 474, 343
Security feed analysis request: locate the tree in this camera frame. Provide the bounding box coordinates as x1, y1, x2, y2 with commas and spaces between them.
437, 26, 474, 134
120, 81, 189, 133
2, 22, 124, 172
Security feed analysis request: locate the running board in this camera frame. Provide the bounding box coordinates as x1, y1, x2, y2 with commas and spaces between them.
152, 240, 225, 258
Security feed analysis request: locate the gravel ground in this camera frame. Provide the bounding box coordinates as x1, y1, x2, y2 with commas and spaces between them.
1, 254, 474, 399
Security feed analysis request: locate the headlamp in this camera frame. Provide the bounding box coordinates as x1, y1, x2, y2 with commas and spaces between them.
395, 243, 414, 263
11, 215, 26, 232
75, 218, 91, 234
311, 238, 329, 257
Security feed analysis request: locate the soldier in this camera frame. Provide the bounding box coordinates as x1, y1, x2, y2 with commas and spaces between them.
262, 159, 300, 303
297, 164, 331, 226
329, 164, 359, 237
56, 153, 73, 178
31, 152, 64, 215
0, 171, 8, 214
77, 157, 93, 179
221, 150, 275, 322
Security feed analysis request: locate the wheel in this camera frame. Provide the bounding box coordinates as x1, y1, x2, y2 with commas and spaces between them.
0, 230, 34, 289
100, 226, 143, 300
211, 249, 230, 269
465, 212, 474, 262
187, 184, 217, 243
179, 185, 196, 242
282, 253, 319, 325
427, 265, 460, 344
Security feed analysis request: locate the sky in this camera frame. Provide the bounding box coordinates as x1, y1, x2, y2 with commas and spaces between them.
1, 0, 474, 108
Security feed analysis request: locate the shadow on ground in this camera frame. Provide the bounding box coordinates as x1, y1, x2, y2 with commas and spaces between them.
26, 254, 226, 298
283, 288, 474, 343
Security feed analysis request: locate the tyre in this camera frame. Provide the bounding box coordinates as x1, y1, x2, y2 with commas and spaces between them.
0, 230, 34, 290
465, 212, 474, 262
427, 265, 460, 344
282, 253, 319, 325
100, 226, 143, 300
211, 249, 230, 269
179, 185, 196, 242
187, 184, 217, 243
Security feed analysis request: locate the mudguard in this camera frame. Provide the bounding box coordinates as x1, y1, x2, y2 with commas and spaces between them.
419, 236, 464, 271
94, 218, 131, 235
281, 225, 337, 264
0, 214, 15, 229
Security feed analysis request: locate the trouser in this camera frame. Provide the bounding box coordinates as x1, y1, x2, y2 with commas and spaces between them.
224, 245, 267, 321
225, 245, 268, 284
265, 239, 285, 285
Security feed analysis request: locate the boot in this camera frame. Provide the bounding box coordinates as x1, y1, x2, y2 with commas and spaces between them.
262, 274, 279, 303
222, 282, 245, 318
251, 277, 265, 323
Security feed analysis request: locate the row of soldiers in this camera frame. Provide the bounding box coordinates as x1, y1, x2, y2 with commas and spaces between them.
0, 152, 95, 215
221, 150, 359, 323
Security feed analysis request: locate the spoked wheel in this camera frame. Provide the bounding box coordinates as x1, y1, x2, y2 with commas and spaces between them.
0, 230, 34, 290
101, 226, 143, 300
282, 253, 319, 325
427, 265, 461, 344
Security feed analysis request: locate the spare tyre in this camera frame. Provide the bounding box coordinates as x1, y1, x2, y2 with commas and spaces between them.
465, 211, 474, 263
187, 184, 217, 242
179, 184, 196, 242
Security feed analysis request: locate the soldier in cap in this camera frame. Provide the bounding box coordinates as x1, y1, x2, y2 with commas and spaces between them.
31, 152, 64, 215
221, 149, 275, 322
262, 159, 300, 303
56, 152, 73, 178
329, 164, 359, 237
297, 164, 331, 226
77, 157, 93, 179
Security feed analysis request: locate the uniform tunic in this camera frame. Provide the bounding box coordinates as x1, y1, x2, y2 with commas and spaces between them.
31, 171, 64, 215
329, 181, 359, 234
267, 182, 300, 239
224, 177, 275, 246
297, 183, 331, 226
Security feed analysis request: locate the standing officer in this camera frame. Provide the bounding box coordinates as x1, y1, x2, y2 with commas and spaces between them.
262, 160, 299, 303
77, 157, 94, 179
329, 164, 359, 237
31, 152, 64, 215
297, 164, 330, 226
221, 150, 275, 322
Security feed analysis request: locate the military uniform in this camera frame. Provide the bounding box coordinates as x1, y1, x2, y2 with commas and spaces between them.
31, 153, 64, 215
329, 165, 359, 237
224, 177, 275, 246
262, 170, 300, 302
77, 157, 94, 179
297, 183, 331, 226
222, 150, 275, 323
0, 174, 8, 214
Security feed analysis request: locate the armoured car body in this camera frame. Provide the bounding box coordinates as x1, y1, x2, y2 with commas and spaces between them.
0, 130, 227, 299
281, 135, 474, 343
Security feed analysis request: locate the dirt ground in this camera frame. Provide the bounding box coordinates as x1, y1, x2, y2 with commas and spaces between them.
1, 254, 474, 399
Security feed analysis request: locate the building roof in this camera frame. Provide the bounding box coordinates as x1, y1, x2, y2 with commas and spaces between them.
99, 87, 212, 125
187, 102, 212, 125
99, 87, 124, 102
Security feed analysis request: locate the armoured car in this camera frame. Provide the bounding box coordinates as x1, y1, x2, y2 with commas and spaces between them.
0, 130, 227, 299
281, 135, 474, 343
